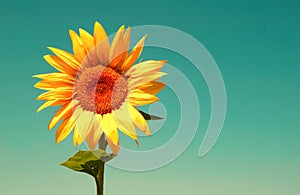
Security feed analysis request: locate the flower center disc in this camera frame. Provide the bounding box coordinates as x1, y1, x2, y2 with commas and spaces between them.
75, 65, 128, 114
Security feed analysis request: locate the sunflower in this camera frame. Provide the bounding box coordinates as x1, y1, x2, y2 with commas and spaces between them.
34, 22, 166, 155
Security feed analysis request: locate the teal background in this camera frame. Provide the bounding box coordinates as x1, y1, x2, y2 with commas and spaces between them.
1, 0, 299, 194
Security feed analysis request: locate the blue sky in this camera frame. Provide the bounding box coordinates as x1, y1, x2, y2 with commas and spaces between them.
0, 0, 299, 194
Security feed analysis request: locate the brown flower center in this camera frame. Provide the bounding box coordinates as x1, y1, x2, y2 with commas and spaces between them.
74, 65, 128, 114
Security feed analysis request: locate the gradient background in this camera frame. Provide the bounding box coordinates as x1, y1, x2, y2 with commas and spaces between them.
1, 0, 299, 194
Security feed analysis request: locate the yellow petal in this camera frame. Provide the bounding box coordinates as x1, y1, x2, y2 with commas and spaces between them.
34, 79, 73, 91
86, 114, 103, 149
33, 72, 74, 83
137, 81, 165, 95
129, 89, 159, 106
94, 22, 110, 66
36, 99, 67, 113
86, 119, 103, 150
109, 25, 124, 56
78, 27, 98, 68
101, 113, 119, 145
69, 30, 86, 62
106, 136, 120, 155
94, 22, 108, 45
112, 102, 137, 141
114, 26, 130, 71
86, 114, 102, 149
37, 87, 73, 101
44, 55, 77, 75
86, 126, 96, 149
120, 35, 147, 73
101, 113, 120, 155
48, 47, 81, 70
79, 28, 94, 52
56, 116, 75, 143
74, 108, 95, 141
72, 108, 85, 148
128, 103, 150, 135
109, 25, 129, 69
128, 72, 167, 91
95, 115, 104, 141
125, 60, 166, 78
73, 127, 83, 148
48, 100, 78, 130
123, 27, 131, 55
95, 42, 110, 66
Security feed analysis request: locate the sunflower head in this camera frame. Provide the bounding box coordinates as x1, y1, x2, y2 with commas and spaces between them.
34, 22, 166, 155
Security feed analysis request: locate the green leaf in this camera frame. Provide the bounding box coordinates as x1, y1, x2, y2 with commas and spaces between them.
138, 110, 163, 120
60, 150, 114, 177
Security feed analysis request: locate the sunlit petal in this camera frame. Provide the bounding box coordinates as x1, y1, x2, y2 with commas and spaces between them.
120, 35, 146, 72
112, 102, 137, 141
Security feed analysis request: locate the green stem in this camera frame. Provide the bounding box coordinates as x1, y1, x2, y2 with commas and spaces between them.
94, 162, 105, 195
95, 134, 107, 195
